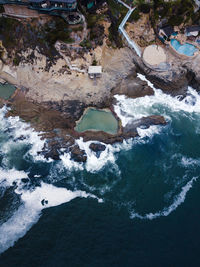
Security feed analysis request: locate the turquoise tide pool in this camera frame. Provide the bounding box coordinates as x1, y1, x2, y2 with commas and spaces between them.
0, 83, 16, 100
75, 108, 118, 134
170, 39, 198, 56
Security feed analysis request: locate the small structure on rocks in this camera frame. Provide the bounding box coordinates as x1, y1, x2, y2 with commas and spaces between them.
88, 66, 102, 79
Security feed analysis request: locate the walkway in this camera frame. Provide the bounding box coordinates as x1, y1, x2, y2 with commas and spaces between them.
117, 0, 141, 57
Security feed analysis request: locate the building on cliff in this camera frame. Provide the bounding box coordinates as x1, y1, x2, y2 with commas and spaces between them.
88, 66, 102, 79
0, 0, 77, 18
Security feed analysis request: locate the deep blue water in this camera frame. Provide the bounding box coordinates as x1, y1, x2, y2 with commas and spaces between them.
0, 76, 200, 266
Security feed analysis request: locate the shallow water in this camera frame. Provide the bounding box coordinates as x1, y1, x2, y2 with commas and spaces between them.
75, 108, 118, 134
0, 75, 200, 266
0, 83, 16, 100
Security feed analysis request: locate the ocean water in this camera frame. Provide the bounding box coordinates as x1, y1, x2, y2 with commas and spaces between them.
0, 74, 200, 266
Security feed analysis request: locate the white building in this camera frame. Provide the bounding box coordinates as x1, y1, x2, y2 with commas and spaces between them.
88, 66, 102, 79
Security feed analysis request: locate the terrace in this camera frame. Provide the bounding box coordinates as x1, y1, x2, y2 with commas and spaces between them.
0, 0, 77, 15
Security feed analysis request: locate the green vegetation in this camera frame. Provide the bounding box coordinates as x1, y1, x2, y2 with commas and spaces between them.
73, 25, 84, 32
0, 16, 74, 67
106, 0, 127, 22
106, 0, 126, 47
151, 0, 197, 26
87, 14, 103, 28
13, 55, 21, 66
0, 17, 20, 48
128, 8, 140, 22
80, 39, 92, 49
0, 5, 4, 13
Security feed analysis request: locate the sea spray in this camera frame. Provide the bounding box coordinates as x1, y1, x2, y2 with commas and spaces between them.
1, 73, 200, 257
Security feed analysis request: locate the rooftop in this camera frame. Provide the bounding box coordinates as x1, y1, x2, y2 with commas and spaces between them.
186, 25, 200, 33
88, 66, 102, 74
160, 25, 174, 37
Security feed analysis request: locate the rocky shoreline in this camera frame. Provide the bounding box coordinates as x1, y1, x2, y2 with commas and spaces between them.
1, 36, 200, 162
0, 70, 167, 162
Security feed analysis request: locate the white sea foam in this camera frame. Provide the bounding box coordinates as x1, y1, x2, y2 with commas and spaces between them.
180, 156, 200, 167
130, 176, 197, 220
74, 138, 137, 173
60, 152, 84, 171
0, 169, 101, 254
137, 125, 163, 139
115, 74, 200, 129
6, 115, 46, 161
0, 168, 28, 188
0, 106, 46, 162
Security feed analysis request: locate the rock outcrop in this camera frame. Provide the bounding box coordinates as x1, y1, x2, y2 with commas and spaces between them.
89, 143, 106, 152
70, 145, 87, 162
112, 74, 154, 98
123, 115, 167, 134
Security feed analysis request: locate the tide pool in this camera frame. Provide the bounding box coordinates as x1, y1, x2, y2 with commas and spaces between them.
0, 83, 16, 100
75, 108, 118, 134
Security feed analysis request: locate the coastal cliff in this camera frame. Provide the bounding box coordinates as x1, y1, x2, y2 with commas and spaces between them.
0, 13, 199, 162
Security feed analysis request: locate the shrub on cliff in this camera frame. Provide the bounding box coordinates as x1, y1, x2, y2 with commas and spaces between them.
138, 4, 151, 14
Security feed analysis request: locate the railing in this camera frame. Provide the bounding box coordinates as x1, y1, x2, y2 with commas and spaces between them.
117, 0, 142, 57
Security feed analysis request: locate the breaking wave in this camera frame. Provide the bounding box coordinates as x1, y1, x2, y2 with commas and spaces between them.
130, 176, 197, 220
1, 72, 200, 255
0, 168, 100, 254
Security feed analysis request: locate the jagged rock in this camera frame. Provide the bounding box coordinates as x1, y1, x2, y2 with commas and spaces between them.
70, 145, 87, 162
89, 143, 106, 152
123, 115, 167, 134
133, 55, 188, 97
42, 147, 60, 160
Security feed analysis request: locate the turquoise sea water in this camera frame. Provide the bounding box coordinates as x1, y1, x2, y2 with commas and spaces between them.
1, 75, 200, 266
170, 39, 198, 56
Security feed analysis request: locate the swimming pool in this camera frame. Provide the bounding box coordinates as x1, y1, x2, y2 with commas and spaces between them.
170, 39, 198, 56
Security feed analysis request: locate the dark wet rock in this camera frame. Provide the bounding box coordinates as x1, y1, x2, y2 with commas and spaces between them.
123, 115, 167, 135
70, 145, 87, 162
21, 178, 29, 183
82, 131, 124, 144
14, 135, 26, 142
146, 71, 188, 97
41, 199, 48, 206
42, 147, 60, 160
112, 75, 154, 98
132, 55, 188, 97
89, 143, 106, 152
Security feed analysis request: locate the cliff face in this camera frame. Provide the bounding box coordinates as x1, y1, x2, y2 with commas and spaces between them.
132, 51, 200, 97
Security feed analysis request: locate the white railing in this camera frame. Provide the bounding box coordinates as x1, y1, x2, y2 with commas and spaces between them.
117, 1, 142, 57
